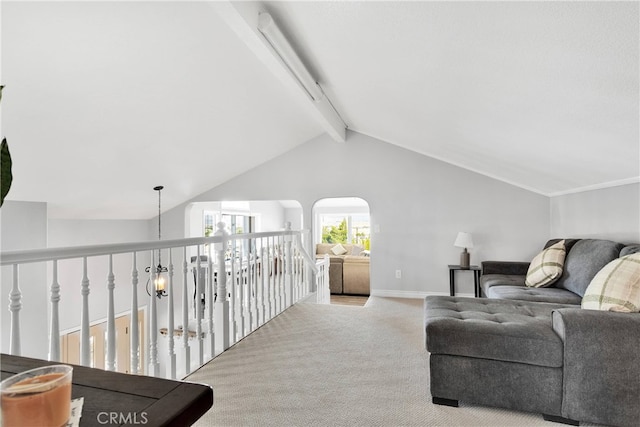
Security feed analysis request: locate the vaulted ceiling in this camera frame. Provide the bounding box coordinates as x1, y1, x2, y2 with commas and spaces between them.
2, 1, 638, 219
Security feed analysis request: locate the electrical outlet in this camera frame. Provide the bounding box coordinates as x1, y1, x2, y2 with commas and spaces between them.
395, 270, 402, 279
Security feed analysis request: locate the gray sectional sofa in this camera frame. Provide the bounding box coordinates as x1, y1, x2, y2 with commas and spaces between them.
424, 238, 640, 427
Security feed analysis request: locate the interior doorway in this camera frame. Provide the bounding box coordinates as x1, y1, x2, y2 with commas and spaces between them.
312, 197, 371, 298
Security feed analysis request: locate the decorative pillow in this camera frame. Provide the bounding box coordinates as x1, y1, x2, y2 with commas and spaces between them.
582, 253, 640, 312
331, 243, 348, 256
525, 240, 566, 288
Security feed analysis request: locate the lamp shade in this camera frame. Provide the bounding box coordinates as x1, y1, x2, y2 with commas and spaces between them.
454, 232, 474, 249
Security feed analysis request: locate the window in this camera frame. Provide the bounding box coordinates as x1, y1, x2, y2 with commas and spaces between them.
203, 211, 256, 258
320, 214, 370, 250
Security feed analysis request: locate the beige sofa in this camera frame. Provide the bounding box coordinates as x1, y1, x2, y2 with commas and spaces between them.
315, 243, 370, 295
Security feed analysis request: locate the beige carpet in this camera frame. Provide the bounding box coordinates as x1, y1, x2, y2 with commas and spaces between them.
186, 297, 580, 426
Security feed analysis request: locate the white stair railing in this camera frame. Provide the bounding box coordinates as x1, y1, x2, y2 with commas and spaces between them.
1, 225, 318, 380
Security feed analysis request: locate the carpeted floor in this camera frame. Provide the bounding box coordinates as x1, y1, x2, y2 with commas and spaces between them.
186, 297, 590, 426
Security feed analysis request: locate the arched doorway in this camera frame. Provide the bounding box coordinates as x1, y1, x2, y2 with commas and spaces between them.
312, 197, 371, 305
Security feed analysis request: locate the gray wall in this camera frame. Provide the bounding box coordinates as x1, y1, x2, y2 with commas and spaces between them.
550, 183, 640, 242
48, 218, 153, 332
163, 131, 551, 297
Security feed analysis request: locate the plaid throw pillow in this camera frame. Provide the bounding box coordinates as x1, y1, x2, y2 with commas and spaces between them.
525, 240, 566, 288
582, 253, 640, 312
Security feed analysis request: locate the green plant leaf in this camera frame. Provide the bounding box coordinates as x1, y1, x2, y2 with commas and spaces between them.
1, 138, 12, 207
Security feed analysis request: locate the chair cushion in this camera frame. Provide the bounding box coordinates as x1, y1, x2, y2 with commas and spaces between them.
555, 239, 624, 297
487, 285, 582, 305
425, 296, 568, 367
582, 253, 640, 312
525, 240, 566, 288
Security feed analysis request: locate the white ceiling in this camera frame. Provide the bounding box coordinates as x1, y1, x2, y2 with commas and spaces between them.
2, 1, 638, 220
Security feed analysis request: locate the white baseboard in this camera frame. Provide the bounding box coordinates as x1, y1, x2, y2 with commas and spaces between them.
370, 289, 475, 299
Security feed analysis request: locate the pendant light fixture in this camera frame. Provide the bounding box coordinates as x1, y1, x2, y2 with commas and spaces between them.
146, 185, 168, 298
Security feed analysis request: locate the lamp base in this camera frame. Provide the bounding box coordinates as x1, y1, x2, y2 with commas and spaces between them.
460, 250, 470, 269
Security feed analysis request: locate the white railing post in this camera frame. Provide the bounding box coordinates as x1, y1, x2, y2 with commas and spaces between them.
80, 257, 91, 366
9, 264, 22, 355
207, 247, 215, 359
237, 241, 245, 340
195, 246, 204, 366
316, 255, 330, 304
284, 222, 293, 307
214, 222, 230, 355
278, 235, 285, 312
167, 249, 176, 379
148, 250, 159, 377
105, 254, 116, 371
130, 252, 140, 374
48, 261, 61, 361
181, 247, 191, 375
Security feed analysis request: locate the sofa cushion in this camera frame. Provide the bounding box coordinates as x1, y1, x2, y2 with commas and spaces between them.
487, 285, 582, 305
525, 240, 566, 288
555, 239, 624, 297
331, 243, 348, 255
582, 253, 640, 312
425, 296, 567, 367
480, 274, 526, 297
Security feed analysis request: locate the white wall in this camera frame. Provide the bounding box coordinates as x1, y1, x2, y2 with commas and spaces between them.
1, 201, 48, 357
162, 131, 551, 297
550, 183, 640, 242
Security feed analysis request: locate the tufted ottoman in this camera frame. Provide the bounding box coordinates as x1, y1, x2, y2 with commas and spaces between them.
424, 296, 577, 424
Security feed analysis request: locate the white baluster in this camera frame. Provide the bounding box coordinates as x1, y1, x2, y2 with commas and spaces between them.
167, 249, 176, 379
246, 239, 255, 332
181, 247, 191, 375
195, 246, 203, 366
237, 241, 245, 339
259, 240, 267, 326
48, 261, 61, 361
130, 252, 140, 374
229, 239, 237, 343
323, 254, 330, 304
148, 250, 159, 377
214, 222, 230, 355
266, 237, 274, 320
9, 264, 22, 355
207, 248, 214, 358
105, 254, 116, 371
80, 257, 91, 366
278, 235, 285, 312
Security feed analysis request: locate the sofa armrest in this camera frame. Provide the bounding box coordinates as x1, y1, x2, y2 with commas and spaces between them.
552, 308, 640, 426
481, 261, 529, 276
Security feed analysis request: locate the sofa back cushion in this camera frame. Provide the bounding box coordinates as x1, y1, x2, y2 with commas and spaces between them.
620, 244, 640, 257
316, 243, 365, 256
555, 239, 624, 297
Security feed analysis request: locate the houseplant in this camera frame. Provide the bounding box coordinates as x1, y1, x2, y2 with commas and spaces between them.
1, 85, 12, 206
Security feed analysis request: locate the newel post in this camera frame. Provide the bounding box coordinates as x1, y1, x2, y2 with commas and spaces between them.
284, 222, 293, 307
214, 222, 230, 355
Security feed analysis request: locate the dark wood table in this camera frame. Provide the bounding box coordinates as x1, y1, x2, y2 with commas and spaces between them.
448, 264, 482, 297
1, 354, 213, 426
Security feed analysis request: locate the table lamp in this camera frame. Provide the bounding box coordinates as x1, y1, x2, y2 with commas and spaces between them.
454, 232, 474, 269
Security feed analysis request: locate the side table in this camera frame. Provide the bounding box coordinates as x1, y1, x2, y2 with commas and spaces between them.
448, 265, 482, 297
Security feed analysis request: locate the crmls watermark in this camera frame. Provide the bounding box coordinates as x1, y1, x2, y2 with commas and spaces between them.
97, 412, 149, 425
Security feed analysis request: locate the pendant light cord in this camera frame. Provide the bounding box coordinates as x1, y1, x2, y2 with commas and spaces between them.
154, 185, 164, 267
